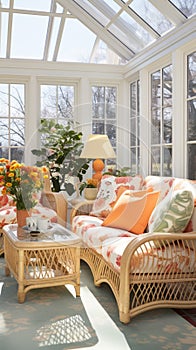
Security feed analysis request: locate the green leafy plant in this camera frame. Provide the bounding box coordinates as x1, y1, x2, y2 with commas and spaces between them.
31, 119, 90, 194
103, 166, 132, 177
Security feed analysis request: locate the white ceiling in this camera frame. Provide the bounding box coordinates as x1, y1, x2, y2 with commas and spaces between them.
0, 0, 195, 64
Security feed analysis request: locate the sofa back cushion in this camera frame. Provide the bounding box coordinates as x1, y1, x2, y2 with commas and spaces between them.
148, 189, 194, 233
143, 176, 175, 203
102, 189, 159, 234
90, 174, 144, 218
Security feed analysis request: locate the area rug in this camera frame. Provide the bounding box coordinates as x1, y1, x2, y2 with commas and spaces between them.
0, 257, 196, 350
174, 308, 196, 327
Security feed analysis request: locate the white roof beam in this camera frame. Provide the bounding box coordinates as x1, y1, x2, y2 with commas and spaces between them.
43, 0, 57, 61
53, 7, 67, 61
149, 0, 186, 25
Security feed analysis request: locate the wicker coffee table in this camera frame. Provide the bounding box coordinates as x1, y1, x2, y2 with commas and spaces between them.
3, 223, 81, 303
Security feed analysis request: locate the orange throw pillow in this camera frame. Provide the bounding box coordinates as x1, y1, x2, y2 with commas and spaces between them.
102, 190, 160, 234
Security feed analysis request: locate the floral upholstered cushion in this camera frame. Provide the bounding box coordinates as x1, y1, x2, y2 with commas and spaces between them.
143, 176, 175, 203
102, 190, 159, 234
148, 190, 194, 233
101, 236, 196, 273
0, 206, 17, 228
72, 214, 136, 254
90, 175, 144, 218
72, 215, 196, 274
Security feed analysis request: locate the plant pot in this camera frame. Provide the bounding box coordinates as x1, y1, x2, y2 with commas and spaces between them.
17, 209, 31, 227
84, 188, 98, 200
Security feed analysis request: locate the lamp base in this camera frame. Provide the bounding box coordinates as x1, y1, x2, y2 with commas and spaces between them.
92, 159, 104, 181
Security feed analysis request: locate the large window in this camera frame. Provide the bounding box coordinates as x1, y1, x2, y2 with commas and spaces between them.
92, 85, 117, 166
130, 80, 140, 174
0, 83, 25, 161
41, 84, 75, 124
187, 51, 196, 180
150, 64, 173, 176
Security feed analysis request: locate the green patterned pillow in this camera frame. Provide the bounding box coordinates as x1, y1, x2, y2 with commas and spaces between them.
148, 190, 194, 233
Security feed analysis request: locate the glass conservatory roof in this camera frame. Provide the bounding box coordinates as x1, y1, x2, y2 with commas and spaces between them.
0, 0, 195, 65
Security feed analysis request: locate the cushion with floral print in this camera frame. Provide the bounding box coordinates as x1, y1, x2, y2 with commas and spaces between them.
0, 205, 17, 228
101, 236, 195, 273
90, 174, 144, 218
143, 176, 175, 203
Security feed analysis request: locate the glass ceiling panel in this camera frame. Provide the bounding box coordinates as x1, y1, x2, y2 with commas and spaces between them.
11, 14, 48, 59
13, 0, 51, 12
1, 0, 9, 8
58, 19, 96, 62
116, 11, 154, 52
0, 0, 195, 64
0, 12, 8, 58
169, 0, 196, 17
130, 0, 173, 35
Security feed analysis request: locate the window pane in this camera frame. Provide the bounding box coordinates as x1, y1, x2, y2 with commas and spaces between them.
187, 52, 196, 98
163, 65, 172, 106
163, 147, 172, 176
106, 124, 116, 148
92, 87, 105, 119
169, 0, 196, 17
0, 118, 9, 146
10, 84, 25, 118
0, 84, 9, 116
151, 71, 161, 108
130, 0, 173, 34
163, 107, 172, 143
92, 122, 104, 134
130, 118, 136, 146
10, 119, 25, 146
187, 144, 196, 179
187, 99, 196, 141
105, 87, 116, 119
151, 109, 161, 144
151, 146, 160, 176
41, 84, 74, 122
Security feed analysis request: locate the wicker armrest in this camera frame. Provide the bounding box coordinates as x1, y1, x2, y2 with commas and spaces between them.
70, 200, 94, 223
41, 191, 67, 226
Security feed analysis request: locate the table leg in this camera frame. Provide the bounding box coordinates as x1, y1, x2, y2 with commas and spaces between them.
17, 250, 25, 303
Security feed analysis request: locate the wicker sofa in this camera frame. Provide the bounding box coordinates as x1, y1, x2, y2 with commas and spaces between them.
72, 175, 196, 323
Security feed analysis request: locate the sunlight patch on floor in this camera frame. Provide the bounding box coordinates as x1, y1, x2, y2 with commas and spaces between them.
80, 286, 131, 350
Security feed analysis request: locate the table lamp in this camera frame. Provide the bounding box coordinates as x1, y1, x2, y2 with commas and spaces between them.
80, 134, 116, 181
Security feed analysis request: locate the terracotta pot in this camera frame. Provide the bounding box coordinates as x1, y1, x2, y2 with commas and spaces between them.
17, 209, 31, 227
84, 188, 98, 200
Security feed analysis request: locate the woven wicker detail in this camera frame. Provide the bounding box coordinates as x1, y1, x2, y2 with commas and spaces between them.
80, 233, 196, 323
24, 248, 77, 280
0, 229, 3, 255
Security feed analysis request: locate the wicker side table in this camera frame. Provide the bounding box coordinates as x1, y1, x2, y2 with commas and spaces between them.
3, 224, 81, 302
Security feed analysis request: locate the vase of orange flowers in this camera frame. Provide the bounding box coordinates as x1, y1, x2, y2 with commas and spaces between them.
0, 158, 48, 226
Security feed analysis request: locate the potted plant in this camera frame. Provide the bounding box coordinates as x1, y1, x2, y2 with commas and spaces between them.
79, 178, 99, 200
31, 119, 90, 196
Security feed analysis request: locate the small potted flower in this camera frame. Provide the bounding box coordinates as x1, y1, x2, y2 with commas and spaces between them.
79, 178, 99, 200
